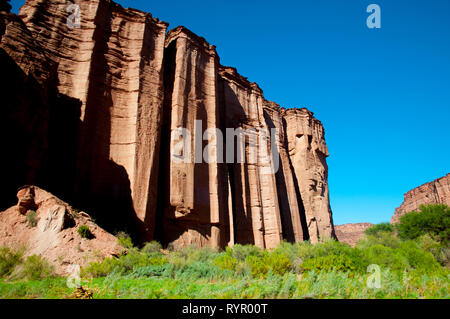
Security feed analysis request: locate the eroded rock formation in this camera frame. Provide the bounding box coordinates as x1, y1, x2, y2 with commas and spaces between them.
1, 0, 335, 249
0, 186, 124, 274
334, 223, 373, 247
391, 173, 450, 224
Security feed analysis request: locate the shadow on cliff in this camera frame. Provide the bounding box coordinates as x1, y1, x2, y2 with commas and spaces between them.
0, 48, 50, 211
265, 111, 310, 241
0, 9, 146, 243
155, 41, 231, 248
220, 81, 258, 246
72, 4, 145, 243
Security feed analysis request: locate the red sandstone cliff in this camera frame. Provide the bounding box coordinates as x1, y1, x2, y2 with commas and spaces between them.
1, 0, 336, 249
391, 173, 450, 224
334, 223, 373, 247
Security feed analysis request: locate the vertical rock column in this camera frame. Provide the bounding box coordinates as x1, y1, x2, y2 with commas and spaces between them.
161, 27, 230, 248
219, 67, 283, 249
283, 108, 335, 242
263, 101, 306, 242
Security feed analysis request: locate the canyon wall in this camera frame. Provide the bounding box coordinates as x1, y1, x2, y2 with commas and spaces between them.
391, 173, 450, 224
1, 0, 335, 248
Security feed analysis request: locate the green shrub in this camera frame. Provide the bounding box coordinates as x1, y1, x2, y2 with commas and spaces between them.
83, 248, 169, 278
245, 251, 291, 278
300, 254, 359, 273
117, 232, 134, 248
130, 264, 173, 278
228, 244, 263, 261
82, 258, 120, 278
0, 247, 23, 278
362, 244, 409, 272
175, 246, 219, 263
141, 241, 162, 254
398, 240, 441, 272
365, 223, 393, 236
26, 211, 38, 228
10, 255, 54, 281
174, 261, 221, 280
213, 253, 238, 271
396, 204, 450, 243
357, 231, 402, 249
77, 226, 93, 239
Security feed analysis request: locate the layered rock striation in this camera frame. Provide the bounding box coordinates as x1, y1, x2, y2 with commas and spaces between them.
334, 223, 373, 247
391, 173, 450, 224
1, 0, 335, 248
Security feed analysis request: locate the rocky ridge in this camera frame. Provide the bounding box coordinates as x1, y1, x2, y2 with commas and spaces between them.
391, 173, 450, 224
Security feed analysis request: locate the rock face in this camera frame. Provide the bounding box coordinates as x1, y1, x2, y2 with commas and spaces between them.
334, 223, 373, 247
1, 0, 335, 249
391, 174, 450, 224
0, 186, 123, 274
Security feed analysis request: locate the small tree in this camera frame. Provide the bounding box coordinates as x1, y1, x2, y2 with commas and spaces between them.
365, 222, 393, 236
0, 0, 12, 13
396, 204, 450, 243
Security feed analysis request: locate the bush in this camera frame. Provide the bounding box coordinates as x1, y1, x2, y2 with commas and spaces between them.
300, 254, 359, 273
213, 253, 238, 271
398, 241, 441, 272
396, 204, 450, 243
26, 211, 38, 228
228, 244, 263, 261
365, 223, 393, 236
130, 264, 173, 278
174, 261, 221, 280
245, 251, 291, 278
141, 241, 162, 254
357, 231, 402, 249
117, 232, 134, 248
83, 248, 169, 278
362, 244, 409, 272
10, 255, 54, 281
77, 226, 93, 239
0, 247, 23, 278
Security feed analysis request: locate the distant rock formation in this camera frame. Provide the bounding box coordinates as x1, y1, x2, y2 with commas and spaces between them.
0, 0, 335, 249
391, 173, 450, 224
334, 223, 373, 247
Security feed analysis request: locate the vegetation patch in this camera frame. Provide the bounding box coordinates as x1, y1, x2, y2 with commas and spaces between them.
0, 204, 449, 299
78, 226, 94, 240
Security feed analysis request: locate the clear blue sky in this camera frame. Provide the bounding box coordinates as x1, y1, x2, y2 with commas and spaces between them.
10, 0, 450, 225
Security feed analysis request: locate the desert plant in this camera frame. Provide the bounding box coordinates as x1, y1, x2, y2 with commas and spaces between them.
0, 247, 23, 278
77, 225, 93, 239
213, 253, 238, 271
228, 244, 263, 261
396, 204, 450, 243
141, 241, 163, 254
357, 231, 402, 249
300, 254, 359, 273
245, 250, 291, 278
365, 223, 393, 236
9, 255, 54, 281
117, 231, 133, 248
26, 211, 38, 228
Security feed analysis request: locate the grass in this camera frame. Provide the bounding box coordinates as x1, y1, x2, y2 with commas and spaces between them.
0, 237, 448, 299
